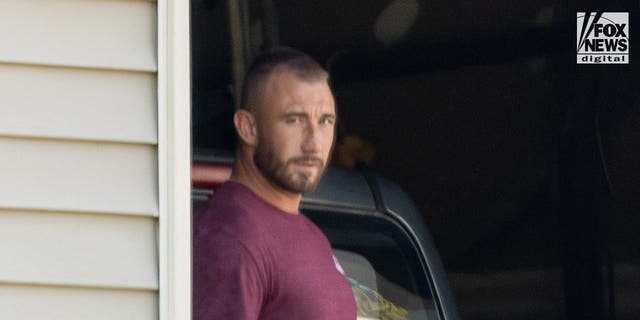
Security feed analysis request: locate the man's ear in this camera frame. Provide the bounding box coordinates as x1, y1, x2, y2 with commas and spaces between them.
234, 109, 258, 147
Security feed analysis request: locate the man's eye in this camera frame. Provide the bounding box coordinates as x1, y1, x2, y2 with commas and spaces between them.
320, 117, 335, 126
285, 116, 301, 124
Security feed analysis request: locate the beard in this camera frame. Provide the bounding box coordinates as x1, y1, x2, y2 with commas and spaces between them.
254, 140, 327, 194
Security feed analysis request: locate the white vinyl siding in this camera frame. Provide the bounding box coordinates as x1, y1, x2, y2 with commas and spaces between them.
0, 0, 159, 319
0, 209, 157, 289
0, 64, 157, 144
0, 138, 158, 216
0, 285, 157, 320
0, 0, 157, 71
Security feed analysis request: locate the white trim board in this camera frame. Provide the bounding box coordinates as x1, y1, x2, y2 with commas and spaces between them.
157, 0, 192, 319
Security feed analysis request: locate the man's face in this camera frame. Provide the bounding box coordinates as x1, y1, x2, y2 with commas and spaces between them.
253, 70, 336, 194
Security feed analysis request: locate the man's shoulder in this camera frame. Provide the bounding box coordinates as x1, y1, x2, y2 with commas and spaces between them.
196, 181, 256, 218
194, 182, 269, 246
195, 200, 258, 238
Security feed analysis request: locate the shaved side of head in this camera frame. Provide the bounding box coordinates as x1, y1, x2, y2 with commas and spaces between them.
239, 47, 329, 114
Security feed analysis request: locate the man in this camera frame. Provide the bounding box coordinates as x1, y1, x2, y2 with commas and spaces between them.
193, 47, 357, 320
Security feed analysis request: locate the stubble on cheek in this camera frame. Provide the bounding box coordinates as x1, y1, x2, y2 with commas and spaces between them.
253, 142, 325, 193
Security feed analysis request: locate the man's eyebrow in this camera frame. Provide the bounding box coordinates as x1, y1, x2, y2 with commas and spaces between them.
281, 112, 336, 118
280, 112, 309, 121
282, 112, 308, 117
320, 114, 337, 122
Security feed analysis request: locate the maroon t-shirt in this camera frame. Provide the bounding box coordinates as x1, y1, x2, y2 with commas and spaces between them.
193, 181, 357, 320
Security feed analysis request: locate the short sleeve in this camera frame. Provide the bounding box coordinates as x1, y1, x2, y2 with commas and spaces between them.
193, 233, 266, 320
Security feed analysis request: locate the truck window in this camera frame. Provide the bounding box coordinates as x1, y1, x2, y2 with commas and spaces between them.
305, 209, 440, 320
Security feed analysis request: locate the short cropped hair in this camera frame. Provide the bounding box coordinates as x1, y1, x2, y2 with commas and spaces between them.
239, 47, 329, 112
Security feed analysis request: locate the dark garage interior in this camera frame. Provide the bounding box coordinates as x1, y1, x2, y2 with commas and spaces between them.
191, 0, 639, 319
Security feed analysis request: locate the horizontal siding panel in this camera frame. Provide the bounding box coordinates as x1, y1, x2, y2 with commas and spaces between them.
0, 138, 158, 216
0, 64, 157, 144
0, 284, 157, 320
0, 209, 158, 289
0, 0, 157, 71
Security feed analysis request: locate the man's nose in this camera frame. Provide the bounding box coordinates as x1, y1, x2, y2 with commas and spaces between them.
301, 123, 322, 154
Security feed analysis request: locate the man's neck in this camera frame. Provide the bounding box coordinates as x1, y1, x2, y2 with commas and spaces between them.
230, 156, 302, 214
